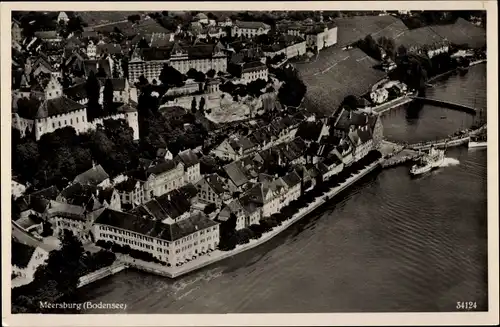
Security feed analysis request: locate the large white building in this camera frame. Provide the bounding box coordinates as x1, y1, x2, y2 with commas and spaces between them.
128, 42, 227, 83
175, 149, 202, 184
12, 75, 140, 140
231, 21, 271, 38
93, 206, 220, 266
263, 38, 307, 59
240, 61, 268, 84
145, 160, 186, 200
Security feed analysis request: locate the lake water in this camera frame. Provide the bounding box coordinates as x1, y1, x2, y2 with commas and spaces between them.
74, 64, 488, 313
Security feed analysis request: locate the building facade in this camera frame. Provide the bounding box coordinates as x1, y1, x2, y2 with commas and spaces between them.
145, 161, 185, 200
231, 21, 271, 38
93, 209, 220, 266
128, 42, 228, 83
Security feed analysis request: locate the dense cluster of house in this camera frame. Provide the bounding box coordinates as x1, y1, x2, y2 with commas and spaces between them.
13, 103, 383, 269
11, 11, 385, 274
11, 11, 340, 142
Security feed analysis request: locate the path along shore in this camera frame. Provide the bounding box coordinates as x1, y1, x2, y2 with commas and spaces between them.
87, 159, 383, 280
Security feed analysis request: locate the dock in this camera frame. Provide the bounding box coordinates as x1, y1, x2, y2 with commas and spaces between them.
381, 149, 421, 168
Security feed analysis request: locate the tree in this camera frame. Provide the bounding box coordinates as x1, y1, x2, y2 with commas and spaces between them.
341, 95, 359, 110
356, 35, 382, 60
247, 78, 267, 97
203, 202, 217, 214
103, 79, 114, 114
127, 14, 141, 23
191, 97, 197, 114
206, 69, 216, 79
137, 38, 150, 49
186, 68, 199, 80
85, 71, 101, 120
194, 71, 206, 83
96, 66, 107, 78
121, 56, 129, 80
199, 97, 206, 113
159, 64, 185, 87
397, 45, 408, 57
66, 16, 84, 34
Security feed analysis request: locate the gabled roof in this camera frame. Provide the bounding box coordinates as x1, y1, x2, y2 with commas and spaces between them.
146, 160, 177, 176
115, 178, 141, 193
281, 171, 301, 188
59, 182, 99, 207
64, 82, 87, 102
98, 187, 116, 204
218, 199, 244, 222
223, 161, 249, 187
203, 174, 228, 195
242, 61, 267, 74
234, 20, 270, 30
175, 150, 200, 168
73, 165, 110, 186
30, 185, 60, 200
46, 200, 86, 221
103, 204, 216, 242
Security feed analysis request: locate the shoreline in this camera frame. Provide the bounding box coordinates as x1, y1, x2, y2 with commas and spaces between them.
108, 160, 383, 279
369, 59, 486, 115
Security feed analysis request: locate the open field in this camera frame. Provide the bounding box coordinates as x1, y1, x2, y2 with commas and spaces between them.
297, 47, 386, 116
430, 18, 487, 48
77, 11, 146, 27
334, 15, 409, 47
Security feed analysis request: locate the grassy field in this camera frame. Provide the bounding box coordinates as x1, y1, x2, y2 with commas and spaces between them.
77, 11, 146, 27
430, 18, 486, 48
297, 47, 386, 116
334, 15, 409, 47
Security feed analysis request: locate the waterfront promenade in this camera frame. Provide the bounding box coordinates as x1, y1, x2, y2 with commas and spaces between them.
117, 160, 382, 279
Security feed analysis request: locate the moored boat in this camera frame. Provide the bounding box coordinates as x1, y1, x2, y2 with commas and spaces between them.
468, 133, 487, 148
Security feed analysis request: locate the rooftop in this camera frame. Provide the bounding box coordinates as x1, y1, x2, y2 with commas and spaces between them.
73, 165, 110, 186
95, 209, 218, 242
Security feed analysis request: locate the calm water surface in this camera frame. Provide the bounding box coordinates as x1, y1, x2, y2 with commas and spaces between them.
75, 64, 488, 313
382, 64, 486, 144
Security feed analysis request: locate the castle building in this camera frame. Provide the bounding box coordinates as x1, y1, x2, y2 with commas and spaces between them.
12, 75, 139, 140
128, 42, 227, 83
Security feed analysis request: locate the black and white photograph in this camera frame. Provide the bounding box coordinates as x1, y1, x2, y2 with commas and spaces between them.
2, 1, 498, 326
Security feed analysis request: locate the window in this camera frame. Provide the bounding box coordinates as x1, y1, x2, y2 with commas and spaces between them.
58, 121, 61, 127
52, 122, 55, 128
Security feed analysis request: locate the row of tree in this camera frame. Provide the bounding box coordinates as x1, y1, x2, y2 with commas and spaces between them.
216, 149, 383, 251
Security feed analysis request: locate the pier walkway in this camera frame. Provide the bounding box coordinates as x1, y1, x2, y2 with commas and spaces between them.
410, 96, 478, 114
396, 124, 486, 151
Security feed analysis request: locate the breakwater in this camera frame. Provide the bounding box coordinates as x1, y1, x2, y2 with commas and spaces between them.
410, 96, 477, 114
77, 262, 128, 288
406, 124, 486, 151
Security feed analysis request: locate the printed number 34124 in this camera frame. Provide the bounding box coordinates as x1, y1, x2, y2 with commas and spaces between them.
456, 301, 477, 310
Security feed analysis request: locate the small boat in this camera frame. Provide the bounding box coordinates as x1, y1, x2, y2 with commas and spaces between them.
468, 134, 487, 149
410, 146, 446, 176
